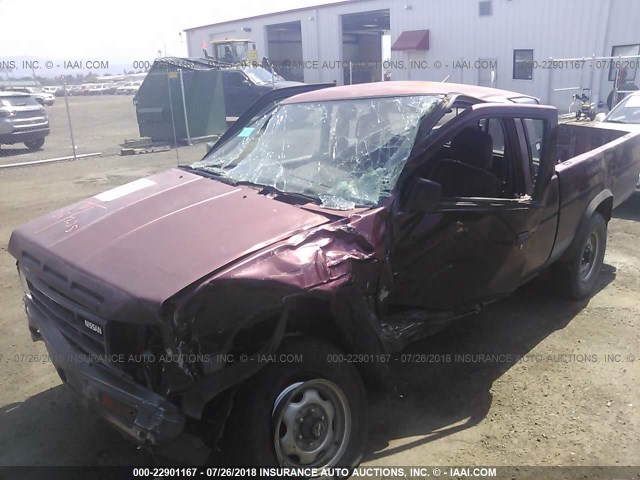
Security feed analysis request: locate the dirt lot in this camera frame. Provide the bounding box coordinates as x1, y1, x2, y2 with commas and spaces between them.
0, 96, 133, 165
0, 109, 639, 468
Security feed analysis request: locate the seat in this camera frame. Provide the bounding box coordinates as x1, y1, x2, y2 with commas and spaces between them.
429, 127, 502, 198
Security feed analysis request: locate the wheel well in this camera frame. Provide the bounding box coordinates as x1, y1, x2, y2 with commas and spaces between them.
561, 194, 613, 262
595, 196, 613, 222
285, 297, 345, 349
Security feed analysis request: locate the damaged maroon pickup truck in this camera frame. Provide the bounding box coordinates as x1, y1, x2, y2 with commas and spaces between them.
9, 82, 640, 467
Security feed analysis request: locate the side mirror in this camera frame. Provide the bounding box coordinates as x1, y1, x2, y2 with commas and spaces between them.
594, 112, 606, 122
403, 178, 442, 213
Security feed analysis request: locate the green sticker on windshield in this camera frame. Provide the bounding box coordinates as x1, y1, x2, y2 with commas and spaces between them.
238, 127, 254, 137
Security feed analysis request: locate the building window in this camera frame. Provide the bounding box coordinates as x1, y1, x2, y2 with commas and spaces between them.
479, 1, 492, 16
608, 44, 640, 82
513, 49, 533, 80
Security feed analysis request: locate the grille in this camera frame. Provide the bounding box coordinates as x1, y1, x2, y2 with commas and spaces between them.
27, 275, 107, 357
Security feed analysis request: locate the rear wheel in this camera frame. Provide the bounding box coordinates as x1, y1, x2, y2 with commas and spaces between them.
554, 213, 607, 299
24, 138, 44, 151
226, 337, 367, 469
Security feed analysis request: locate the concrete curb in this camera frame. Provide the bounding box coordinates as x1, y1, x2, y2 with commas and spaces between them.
0, 152, 102, 170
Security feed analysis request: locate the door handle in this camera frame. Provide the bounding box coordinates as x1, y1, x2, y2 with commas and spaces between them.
516, 231, 531, 248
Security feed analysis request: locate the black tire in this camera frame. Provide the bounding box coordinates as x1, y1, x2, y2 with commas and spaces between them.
554, 213, 607, 300
226, 337, 368, 469
24, 138, 44, 151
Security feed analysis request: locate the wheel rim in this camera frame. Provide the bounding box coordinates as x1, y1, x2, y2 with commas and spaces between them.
272, 379, 351, 467
580, 231, 599, 281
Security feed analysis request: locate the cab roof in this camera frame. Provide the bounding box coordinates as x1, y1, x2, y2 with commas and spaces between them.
282, 81, 537, 104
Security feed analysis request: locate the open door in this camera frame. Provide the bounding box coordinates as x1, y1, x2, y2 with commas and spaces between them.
389, 103, 559, 311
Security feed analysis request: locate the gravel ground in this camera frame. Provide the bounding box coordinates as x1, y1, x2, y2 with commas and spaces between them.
0, 113, 638, 471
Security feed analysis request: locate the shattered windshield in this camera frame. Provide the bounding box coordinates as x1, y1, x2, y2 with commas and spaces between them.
191, 95, 442, 209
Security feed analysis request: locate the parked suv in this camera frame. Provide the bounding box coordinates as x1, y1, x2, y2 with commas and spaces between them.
0, 92, 50, 150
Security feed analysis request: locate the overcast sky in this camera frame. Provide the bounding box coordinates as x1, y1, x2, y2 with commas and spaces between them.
0, 0, 344, 61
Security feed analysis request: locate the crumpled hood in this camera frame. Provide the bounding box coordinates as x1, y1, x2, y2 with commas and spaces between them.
8, 168, 330, 308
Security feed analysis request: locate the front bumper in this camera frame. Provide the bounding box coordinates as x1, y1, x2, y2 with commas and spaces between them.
25, 297, 186, 445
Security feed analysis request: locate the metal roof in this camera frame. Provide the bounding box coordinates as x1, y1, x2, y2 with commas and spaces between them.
184, 0, 376, 32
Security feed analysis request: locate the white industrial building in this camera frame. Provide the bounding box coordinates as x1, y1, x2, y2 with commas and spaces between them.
185, 0, 640, 109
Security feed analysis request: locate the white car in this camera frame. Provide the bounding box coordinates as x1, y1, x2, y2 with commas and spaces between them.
86, 84, 111, 95
116, 81, 142, 95
598, 91, 640, 191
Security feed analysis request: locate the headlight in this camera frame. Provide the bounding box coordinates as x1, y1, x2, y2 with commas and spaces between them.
18, 268, 32, 300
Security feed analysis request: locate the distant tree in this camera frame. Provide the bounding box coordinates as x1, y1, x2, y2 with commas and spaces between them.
33, 75, 56, 86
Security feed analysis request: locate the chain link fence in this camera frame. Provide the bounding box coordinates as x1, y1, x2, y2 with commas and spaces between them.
1, 60, 310, 167
546, 54, 640, 119
0, 69, 231, 167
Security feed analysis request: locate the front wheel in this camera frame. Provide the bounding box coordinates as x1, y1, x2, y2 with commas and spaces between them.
553, 212, 607, 299
226, 337, 368, 469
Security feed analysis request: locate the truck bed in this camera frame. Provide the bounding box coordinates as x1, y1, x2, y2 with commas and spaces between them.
552, 123, 640, 260
557, 123, 629, 162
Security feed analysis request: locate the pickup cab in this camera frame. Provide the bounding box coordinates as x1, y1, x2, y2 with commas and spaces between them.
8, 82, 640, 468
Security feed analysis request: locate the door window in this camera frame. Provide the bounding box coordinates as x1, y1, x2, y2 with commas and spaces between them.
426, 117, 516, 198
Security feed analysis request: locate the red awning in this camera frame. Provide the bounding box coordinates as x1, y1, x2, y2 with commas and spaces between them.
391, 30, 430, 51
